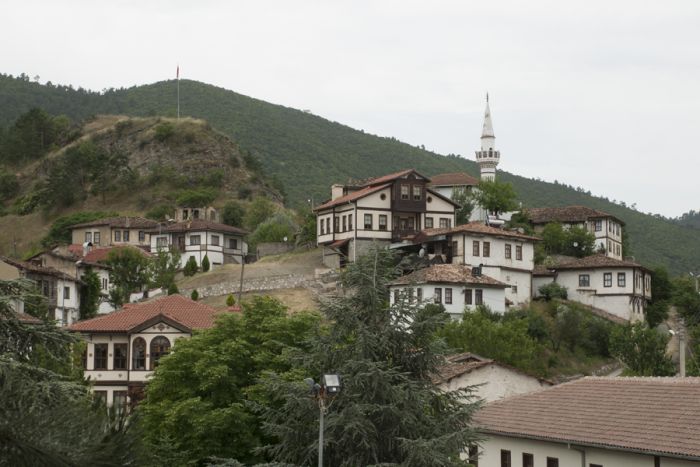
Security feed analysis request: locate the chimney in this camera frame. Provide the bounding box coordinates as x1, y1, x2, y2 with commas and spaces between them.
331, 184, 345, 200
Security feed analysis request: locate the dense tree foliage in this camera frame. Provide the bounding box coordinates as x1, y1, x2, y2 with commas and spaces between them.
105, 248, 151, 307
221, 200, 245, 227
610, 322, 675, 376
645, 266, 673, 327
137, 296, 321, 465
537, 222, 596, 259
452, 187, 475, 225
473, 180, 518, 216
0, 107, 78, 164
243, 196, 277, 230
78, 268, 101, 321
149, 248, 181, 291
257, 247, 482, 466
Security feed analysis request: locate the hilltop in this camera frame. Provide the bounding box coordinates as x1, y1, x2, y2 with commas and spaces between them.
1, 73, 699, 274
0, 113, 280, 255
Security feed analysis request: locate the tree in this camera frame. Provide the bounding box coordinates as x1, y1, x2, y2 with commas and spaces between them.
226, 294, 236, 307
183, 256, 198, 277
257, 247, 483, 466
149, 247, 181, 291
473, 180, 518, 216
646, 266, 673, 327
79, 268, 101, 320
201, 255, 210, 273
105, 247, 151, 307
41, 210, 118, 247
190, 289, 199, 301
243, 196, 276, 230
222, 200, 245, 227
672, 276, 700, 323
610, 322, 675, 376
538, 282, 568, 301
0, 279, 142, 465
137, 296, 321, 465
538, 223, 595, 258
452, 187, 475, 225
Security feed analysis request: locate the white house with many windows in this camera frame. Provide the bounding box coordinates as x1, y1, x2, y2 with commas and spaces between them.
473, 377, 700, 467
68, 294, 224, 410
411, 223, 539, 306
533, 254, 651, 322
389, 264, 507, 318
148, 219, 248, 268
526, 206, 625, 260
314, 169, 459, 267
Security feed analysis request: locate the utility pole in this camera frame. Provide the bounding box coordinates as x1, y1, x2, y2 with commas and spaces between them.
318, 394, 325, 467
680, 318, 686, 377
237, 260, 245, 306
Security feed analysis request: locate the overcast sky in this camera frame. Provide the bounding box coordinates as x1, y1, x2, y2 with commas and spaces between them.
3, 0, 699, 217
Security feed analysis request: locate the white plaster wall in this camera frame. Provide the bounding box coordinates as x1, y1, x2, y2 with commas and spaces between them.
356, 209, 393, 241
439, 364, 550, 403
389, 283, 505, 317
482, 267, 532, 306
458, 234, 535, 272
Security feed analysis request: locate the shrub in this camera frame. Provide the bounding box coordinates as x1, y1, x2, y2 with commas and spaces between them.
190, 289, 199, 301
538, 282, 568, 301
154, 122, 175, 142
226, 294, 236, 307
183, 256, 198, 277
201, 255, 210, 272
0, 170, 19, 201
222, 201, 245, 227
146, 203, 175, 221
167, 283, 179, 295
176, 188, 217, 207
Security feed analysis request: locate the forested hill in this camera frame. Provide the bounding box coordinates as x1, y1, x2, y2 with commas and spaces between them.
1, 73, 699, 274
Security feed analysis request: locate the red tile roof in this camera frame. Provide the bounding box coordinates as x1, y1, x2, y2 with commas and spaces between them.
475, 376, 700, 460
552, 254, 646, 271
526, 206, 624, 225
148, 219, 248, 235
354, 168, 428, 187
390, 264, 506, 287
82, 245, 151, 263
70, 216, 159, 229
314, 183, 391, 211
428, 172, 479, 187
434, 352, 552, 386
67, 294, 222, 333
415, 222, 540, 243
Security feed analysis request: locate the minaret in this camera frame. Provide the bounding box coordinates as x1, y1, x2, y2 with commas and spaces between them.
475, 94, 500, 181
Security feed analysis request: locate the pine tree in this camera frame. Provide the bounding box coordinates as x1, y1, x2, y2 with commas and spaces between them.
183, 256, 198, 277
201, 254, 210, 273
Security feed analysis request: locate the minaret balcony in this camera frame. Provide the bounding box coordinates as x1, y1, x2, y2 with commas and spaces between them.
475, 150, 500, 160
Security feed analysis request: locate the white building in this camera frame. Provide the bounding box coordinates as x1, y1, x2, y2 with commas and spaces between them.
411, 223, 539, 306
67, 294, 224, 409
435, 353, 552, 403
0, 256, 81, 326
389, 264, 507, 318
474, 377, 700, 467
427, 172, 479, 200
149, 219, 249, 268
314, 169, 459, 268
527, 205, 625, 260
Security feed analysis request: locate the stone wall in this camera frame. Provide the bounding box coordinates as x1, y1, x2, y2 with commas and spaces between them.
181, 273, 315, 298
256, 242, 294, 258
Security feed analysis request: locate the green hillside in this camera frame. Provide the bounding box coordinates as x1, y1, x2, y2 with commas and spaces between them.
1, 73, 699, 274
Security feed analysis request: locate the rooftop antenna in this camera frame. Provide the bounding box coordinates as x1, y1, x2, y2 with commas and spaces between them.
176, 64, 180, 120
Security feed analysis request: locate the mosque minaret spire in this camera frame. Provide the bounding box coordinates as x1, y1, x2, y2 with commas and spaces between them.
475, 93, 500, 181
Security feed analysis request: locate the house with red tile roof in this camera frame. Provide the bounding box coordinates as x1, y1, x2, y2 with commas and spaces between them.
427, 172, 479, 199
314, 169, 459, 268
473, 377, 700, 466
68, 294, 224, 409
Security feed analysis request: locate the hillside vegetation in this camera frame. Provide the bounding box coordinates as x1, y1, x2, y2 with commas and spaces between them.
1, 73, 699, 274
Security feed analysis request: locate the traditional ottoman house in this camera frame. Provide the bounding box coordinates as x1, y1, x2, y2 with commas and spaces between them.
148, 219, 249, 268
427, 172, 479, 200
68, 294, 223, 410
0, 256, 81, 326
474, 377, 700, 466
526, 206, 625, 259
389, 264, 507, 317
70, 216, 159, 249
533, 254, 651, 322
314, 168, 459, 268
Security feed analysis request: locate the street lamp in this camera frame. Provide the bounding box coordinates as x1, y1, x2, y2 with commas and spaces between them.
305, 374, 341, 467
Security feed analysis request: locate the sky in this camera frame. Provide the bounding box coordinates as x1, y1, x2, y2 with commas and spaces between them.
2, 0, 699, 217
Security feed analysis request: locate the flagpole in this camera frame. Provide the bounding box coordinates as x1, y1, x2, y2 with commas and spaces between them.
176, 65, 180, 120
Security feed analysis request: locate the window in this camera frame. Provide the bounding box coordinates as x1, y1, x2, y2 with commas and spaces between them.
211, 235, 220, 246
468, 445, 479, 466
425, 217, 433, 228
515, 245, 522, 260
138, 230, 145, 242
475, 289, 483, 305
547, 458, 559, 467
505, 244, 511, 259
193, 209, 200, 219
63, 286, 70, 300
401, 184, 410, 200
334, 217, 339, 232
590, 464, 603, 467
604, 272, 612, 287
182, 209, 189, 220
439, 218, 451, 228
81, 347, 87, 369
123, 230, 130, 242
483, 241, 490, 257
113, 391, 127, 417
523, 453, 534, 467
379, 215, 387, 230
393, 289, 400, 303
445, 288, 452, 304
348, 214, 353, 230
364, 213, 373, 230
473, 240, 480, 257
190, 235, 201, 246
500, 449, 511, 467
42, 280, 50, 297
412, 185, 422, 200
416, 287, 423, 301
132, 337, 146, 370
85, 232, 92, 243
595, 220, 602, 231
93, 390, 107, 406
618, 272, 626, 287
229, 238, 238, 250
451, 241, 458, 257
114, 230, 121, 242
150, 336, 171, 370
320, 220, 325, 235
156, 236, 168, 248
434, 287, 442, 304
511, 285, 518, 294
325, 218, 330, 234
94, 232, 100, 245
579, 274, 590, 287
94, 343, 108, 370
101, 277, 108, 290
465, 289, 473, 305
342, 216, 347, 232
113, 343, 127, 370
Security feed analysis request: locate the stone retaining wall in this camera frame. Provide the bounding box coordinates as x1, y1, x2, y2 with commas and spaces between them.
182, 273, 316, 298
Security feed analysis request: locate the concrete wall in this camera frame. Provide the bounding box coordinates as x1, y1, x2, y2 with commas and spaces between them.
439, 364, 550, 402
